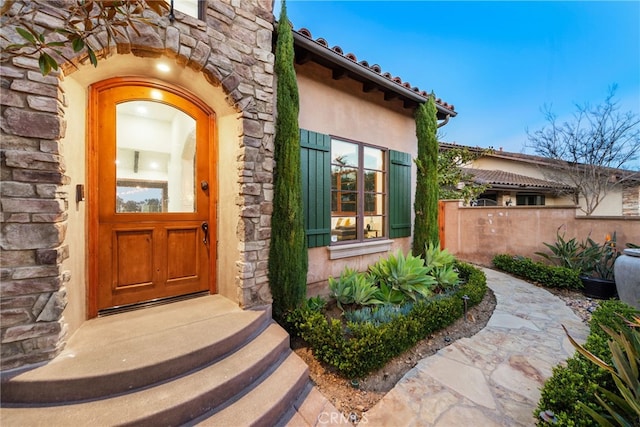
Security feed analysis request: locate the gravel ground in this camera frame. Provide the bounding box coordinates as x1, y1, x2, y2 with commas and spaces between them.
541, 286, 601, 324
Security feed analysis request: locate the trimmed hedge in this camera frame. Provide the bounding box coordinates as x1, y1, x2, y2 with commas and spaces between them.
285, 262, 487, 378
492, 254, 582, 290
536, 300, 640, 425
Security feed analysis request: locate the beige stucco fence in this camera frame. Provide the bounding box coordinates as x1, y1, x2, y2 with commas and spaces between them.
440, 200, 640, 266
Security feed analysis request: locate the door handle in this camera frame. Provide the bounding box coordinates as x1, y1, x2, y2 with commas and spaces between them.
201, 222, 209, 245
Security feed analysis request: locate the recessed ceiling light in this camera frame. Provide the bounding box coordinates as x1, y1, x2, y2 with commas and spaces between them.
156, 63, 171, 73
150, 90, 163, 100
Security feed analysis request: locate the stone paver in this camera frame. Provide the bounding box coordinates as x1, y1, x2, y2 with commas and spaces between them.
363, 267, 589, 426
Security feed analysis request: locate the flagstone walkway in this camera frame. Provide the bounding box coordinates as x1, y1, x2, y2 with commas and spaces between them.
362, 267, 589, 426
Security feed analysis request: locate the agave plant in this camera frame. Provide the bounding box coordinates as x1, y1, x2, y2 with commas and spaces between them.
328, 267, 358, 309
564, 315, 640, 426
305, 296, 327, 312
423, 242, 456, 272
374, 282, 406, 305
368, 250, 436, 301
431, 264, 460, 292
351, 274, 382, 306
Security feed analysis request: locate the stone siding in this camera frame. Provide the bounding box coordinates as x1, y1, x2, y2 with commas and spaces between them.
1, 0, 275, 370
622, 185, 640, 217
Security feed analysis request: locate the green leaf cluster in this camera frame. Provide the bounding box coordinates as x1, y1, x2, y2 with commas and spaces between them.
328, 247, 460, 312
437, 146, 492, 203
536, 230, 622, 280
329, 268, 380, 309
493, 254, 582, 290
536, 301, 640, 426
285, 262, 487, 378
368, 250, 436, 302
2, 1, 169, 75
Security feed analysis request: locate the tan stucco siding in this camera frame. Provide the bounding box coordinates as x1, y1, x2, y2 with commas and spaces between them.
473, 156, 626, 215
296, 61, 417, 291
297, 62, 417, 155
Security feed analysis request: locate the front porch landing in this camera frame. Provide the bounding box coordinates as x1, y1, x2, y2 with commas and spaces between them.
0, 295, 312, 426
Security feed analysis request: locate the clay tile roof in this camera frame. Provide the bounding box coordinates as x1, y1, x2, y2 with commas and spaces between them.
464, 168, 574, 191
293, 27, 456, 115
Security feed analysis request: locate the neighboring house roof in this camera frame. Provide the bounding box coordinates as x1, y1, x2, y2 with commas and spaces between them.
441, 142, 640, 184
292, 27, 457, 119
464, 168, 575, 192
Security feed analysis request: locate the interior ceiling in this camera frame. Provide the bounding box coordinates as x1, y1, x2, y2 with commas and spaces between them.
117, 100, 181, 122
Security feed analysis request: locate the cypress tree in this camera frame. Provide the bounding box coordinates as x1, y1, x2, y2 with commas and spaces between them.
412, 95, 440, 258
268, 1, 307, 320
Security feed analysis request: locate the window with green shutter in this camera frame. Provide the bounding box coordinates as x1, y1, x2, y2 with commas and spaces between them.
300, 129, 411, 246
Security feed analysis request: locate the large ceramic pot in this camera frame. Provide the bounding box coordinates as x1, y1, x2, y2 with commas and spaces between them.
581, 276, 617, 299
614, 248, 640, 309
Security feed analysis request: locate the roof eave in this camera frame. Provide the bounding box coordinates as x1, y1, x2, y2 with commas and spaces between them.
292, 31, 457, 118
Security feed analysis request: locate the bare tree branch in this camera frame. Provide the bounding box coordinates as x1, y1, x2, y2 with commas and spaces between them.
526, 86, 640, 215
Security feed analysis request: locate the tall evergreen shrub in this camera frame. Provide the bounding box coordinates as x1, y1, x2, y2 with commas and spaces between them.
268, 1, 308, 320
412, 95, 439, 258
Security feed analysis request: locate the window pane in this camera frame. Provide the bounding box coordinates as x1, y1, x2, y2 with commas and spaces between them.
333, 168, 357, 191
332, 140, 359, 168
332, 190, 357, 214
365, 216, 385, 239
364, 193, 384, 215
364, 170, 385, 192
116, 101, 196, 213
329, 139, 386, 244
364, 146, 384, 170
331, 216, 358, 242
174, 0, 200, 19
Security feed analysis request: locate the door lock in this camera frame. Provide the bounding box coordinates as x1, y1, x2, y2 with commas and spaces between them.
201, 222, 209, 245
200, 180, 209, 191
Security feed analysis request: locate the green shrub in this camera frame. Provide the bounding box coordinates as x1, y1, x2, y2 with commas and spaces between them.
536, 301, 640, 425
286, 262, 487, 378
492, 254, 582, 290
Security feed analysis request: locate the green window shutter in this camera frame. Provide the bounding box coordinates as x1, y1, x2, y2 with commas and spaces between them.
389, 150, 412, 238
300, 129, 331, 247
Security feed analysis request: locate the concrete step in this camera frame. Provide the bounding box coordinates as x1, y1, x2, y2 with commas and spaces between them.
0, 323, 307, 426
193, 351, 310, 427
1, 295, 271, 403
1, 295, 311, 426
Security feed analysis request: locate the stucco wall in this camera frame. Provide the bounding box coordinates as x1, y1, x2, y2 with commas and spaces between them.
441, 200, 640, 266
296, 61, 418, 292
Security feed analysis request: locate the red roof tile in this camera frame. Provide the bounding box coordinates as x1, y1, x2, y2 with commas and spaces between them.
463, 168, 574, 190
295, 27, 455, 113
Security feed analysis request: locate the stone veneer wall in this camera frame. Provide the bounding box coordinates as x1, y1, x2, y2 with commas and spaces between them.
0, 0, 275, 370
622, 185, 640, 217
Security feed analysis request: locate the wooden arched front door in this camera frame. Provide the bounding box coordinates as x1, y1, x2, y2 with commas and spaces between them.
88, 78, 216, 316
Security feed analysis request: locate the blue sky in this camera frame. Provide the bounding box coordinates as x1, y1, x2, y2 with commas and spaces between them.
276, 1, 639, 167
